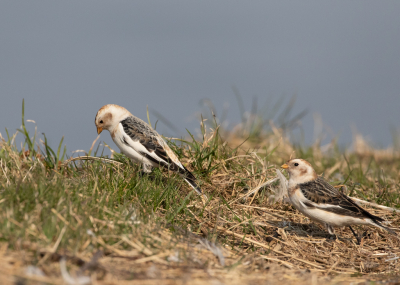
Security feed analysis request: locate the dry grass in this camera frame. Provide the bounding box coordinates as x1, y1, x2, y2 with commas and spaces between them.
0, 103, 400, 284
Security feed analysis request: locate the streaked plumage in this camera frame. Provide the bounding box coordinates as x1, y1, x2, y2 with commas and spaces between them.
95, 104, 203, 196
281, 159, 396, 243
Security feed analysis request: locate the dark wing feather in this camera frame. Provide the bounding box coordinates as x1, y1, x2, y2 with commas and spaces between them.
136, 142, 201, 193
121, 116, 202, 194
121, 116, 182, 173
121, 116, 160, 152
299, 177, 338, 204
299, 177, 383, 221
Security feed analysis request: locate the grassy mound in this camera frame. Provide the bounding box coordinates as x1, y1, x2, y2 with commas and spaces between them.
0, 100, 399, 284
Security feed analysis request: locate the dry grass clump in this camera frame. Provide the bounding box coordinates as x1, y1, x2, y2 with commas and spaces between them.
0, 102, 399, 284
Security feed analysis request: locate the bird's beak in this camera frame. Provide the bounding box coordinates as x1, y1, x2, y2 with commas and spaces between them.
97, 127, 103, 134
281, 164, 289, 169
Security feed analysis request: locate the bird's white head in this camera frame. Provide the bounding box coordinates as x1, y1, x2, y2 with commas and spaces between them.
95, 104, 132, 134
281, 158, 317, 185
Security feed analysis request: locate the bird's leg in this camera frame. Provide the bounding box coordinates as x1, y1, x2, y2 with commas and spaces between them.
139, 163, 154, 178
348, 226, 361, 245
325, 224, 337, 241
142, 163, 154, 173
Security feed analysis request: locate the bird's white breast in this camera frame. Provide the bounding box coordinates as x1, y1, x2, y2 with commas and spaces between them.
111, 124, 152, 164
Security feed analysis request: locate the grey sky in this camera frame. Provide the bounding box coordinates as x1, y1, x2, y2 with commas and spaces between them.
1, 1, 399, 155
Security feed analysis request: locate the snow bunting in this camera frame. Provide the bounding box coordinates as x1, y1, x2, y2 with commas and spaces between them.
281, 158, 396, 244
95, 104, 203, 196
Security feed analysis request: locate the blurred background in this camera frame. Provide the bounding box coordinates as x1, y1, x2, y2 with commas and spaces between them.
0, 1, 399, 155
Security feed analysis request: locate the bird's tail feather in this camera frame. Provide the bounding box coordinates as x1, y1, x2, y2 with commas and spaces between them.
178, 165, 207, 199
372, 220, 397, 235
184, 177, 202, 195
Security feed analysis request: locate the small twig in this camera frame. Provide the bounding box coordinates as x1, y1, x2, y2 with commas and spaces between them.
121, 236, 153, 256
259, 255, 294, 269
22, 162, 36, 182
92, 236, 137, 257
89, 135, 101, 155
51, 208, 76, 231
132, 252, 171, 264
51, 225, 67, 252
248, 177, 266, 205
0, 160, 10, 186
224, 155, 253, 162
227, 217, 256, 231
349, 196, 400, 214
38, 226, 67, 266
325, 259, 340, 275
63, 156, 123, 166
228, 177, 278, 205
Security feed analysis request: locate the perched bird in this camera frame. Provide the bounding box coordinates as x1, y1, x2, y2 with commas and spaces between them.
281, 158, 396, 244
95, 104, 203, 196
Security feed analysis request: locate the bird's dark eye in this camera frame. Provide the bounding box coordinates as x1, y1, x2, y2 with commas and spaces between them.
100, 120, 103, 124
294, 163, 299, 166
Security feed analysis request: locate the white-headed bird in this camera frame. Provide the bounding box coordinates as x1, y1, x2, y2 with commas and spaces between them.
95, 104, 203, 196
281, 158, 396, 244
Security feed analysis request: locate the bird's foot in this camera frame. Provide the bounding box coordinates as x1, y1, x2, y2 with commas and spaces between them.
348, 226, 361, 245
327, 234, 338, 242
138, 170, 156, 180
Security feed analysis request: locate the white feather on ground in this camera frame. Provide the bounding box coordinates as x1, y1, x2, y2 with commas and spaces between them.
198, 238, 225, 266
268, 169, 289, 204
60, 258, 91, 285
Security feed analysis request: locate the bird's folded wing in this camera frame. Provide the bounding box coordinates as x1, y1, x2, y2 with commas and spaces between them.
120, 118, 181, 172
298, 177, 340, 204
299, 177, 380, 219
